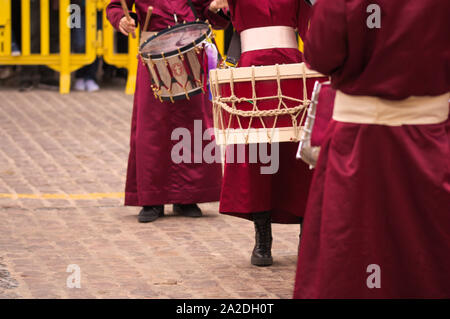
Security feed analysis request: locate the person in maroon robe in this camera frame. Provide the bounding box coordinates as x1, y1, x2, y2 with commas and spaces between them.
294, 0, 450, 298
218, 0, 313, 266
106, 1, 229, 222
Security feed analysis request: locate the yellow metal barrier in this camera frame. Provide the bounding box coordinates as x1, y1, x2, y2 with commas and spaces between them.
101, 1, 139, 95
0, 0, 12, 56
213, 30, 225, 57
0, 0, 226, 95
0, 1, 298, 95
0, 0, 98, 94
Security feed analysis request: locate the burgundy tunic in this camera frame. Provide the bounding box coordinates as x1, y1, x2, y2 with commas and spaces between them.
106, 0, 228, 206
303, 1, 450, 100
219, 0, 313, 224
294, 0, 450, 298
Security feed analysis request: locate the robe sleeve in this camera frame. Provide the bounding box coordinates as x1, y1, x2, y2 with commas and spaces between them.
192, 0, 230, 29
106, 0, 137, 31
304, 0, 347, 75
297, 0, 312, 40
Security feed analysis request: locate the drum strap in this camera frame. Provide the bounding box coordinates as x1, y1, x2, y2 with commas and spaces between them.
187, 0, 199, 19
225, 31, 241, 66
187, 1, 231, 22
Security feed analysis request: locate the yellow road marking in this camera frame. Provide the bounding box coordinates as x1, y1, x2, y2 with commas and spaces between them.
0, 193, 124, 200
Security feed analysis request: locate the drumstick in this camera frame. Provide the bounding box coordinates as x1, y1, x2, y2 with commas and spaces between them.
120, 0, 136, 38
143, 6, 153, 32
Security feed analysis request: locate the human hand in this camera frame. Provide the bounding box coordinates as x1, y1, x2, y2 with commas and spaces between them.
209, 0, 229, 13
119, 16, 136, 37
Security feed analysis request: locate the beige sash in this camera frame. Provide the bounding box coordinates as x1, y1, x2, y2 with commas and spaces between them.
333, 91, 450, 126
240, 26, 298, 53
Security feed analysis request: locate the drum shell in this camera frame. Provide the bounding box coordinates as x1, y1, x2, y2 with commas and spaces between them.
139, 22, 212, 102
210, 63, 328, 144
297, 81, 335, 168
145, 46, 206, 101
310, 83, 336, 146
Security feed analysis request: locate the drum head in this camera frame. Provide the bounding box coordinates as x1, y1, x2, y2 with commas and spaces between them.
140, 22, 210, 59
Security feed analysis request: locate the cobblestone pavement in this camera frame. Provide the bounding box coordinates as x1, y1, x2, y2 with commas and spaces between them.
0, 88, 301, 299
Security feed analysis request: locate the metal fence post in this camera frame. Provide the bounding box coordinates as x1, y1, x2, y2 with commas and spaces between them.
59, 0, 71, 94
0, 0, 12, 56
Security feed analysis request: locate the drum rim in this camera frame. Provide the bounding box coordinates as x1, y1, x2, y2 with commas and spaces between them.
159, 87, 203, 101
140, 21, 211, 60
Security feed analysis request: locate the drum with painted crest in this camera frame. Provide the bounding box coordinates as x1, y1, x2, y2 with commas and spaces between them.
209, 63, 327, 145
139, 21, 213, 102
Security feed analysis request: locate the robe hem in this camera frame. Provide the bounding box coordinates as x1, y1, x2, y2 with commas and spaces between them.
220, 211, 302, 224
124, 186, 221, 206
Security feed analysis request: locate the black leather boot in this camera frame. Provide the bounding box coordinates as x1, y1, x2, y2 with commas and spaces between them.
138, 205, 164, 223
173, 204, 203, 217
251, 211, 273, 266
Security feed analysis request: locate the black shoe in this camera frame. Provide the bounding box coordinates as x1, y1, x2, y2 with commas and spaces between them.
173, 204, 203, 217
251, 211, 273, 266
138, 205, 164, 223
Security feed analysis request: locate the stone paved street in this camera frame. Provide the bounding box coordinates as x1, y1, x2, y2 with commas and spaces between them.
0, 88, 301, 299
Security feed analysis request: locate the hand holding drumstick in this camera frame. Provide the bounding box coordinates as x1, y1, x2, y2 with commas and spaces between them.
209, 0, 229, 13
119, 3, 153, 36
118, 0, 136, 38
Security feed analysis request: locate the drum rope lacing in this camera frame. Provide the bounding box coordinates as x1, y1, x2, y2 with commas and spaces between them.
212, 64, 311, 144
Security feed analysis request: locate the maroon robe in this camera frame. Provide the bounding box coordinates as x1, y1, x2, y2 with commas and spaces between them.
219, 0, 313, 224
294, 0, 450, 298
106, 1, 228, 206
